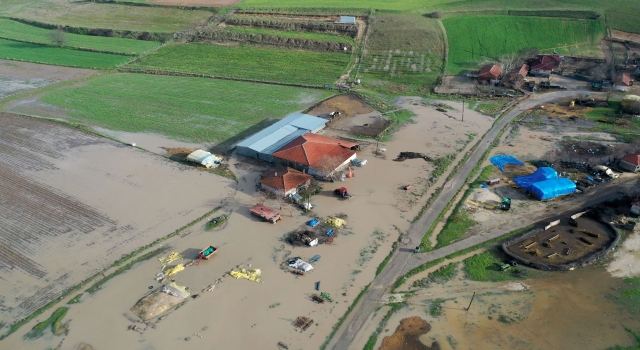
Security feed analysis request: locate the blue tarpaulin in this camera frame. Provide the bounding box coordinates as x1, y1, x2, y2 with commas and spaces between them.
490, 155, 525, 172
514, 167, 557, 190
529, 178, 576, 200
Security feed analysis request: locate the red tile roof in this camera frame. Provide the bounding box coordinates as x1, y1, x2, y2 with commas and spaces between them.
260, 166, 312, 193
531, 55, 562, 71
622, 152, 640, 165
620, 73, 633, 86
478, 65, 502, 80
272, 134, 356, 168
518, 64, 529, 77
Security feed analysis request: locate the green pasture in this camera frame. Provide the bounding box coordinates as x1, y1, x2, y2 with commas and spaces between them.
225, 26, 355, 44
129, 43, 351, 86
358, 14, 445, 94
0, 0, 212, 33
444, 16, 606, 73
0, 19, 160, 54
37, 74, 332, 143
0, 38, 130, 68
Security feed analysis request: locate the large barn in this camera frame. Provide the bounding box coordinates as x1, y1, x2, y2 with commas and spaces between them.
236, 113, 328, 162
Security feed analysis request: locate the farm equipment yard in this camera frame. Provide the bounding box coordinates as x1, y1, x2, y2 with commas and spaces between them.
1, 1, 640, 350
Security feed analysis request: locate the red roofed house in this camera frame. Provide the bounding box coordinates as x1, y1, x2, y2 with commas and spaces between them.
272, 134, 358, 177
517, 64, 529, 80
260, 166, 312, 196
619, 152, 640, 172
614, 73, 634, 92
529, 55, 562, 76
477, 65, 503, 84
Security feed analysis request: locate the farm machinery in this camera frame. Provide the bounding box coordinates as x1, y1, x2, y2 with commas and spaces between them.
333, 187, 352, 199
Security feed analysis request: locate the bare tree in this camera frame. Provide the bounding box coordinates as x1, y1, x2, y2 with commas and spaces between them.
498, 53, 519, 78
314, 155, 346, 180
50, 29, 67, 47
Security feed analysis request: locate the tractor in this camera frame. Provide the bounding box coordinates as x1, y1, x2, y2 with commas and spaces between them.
333, 187, 352, 199
500, 197, 511, 211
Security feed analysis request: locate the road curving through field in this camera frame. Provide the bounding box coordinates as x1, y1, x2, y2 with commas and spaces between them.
328, 89, 602, 350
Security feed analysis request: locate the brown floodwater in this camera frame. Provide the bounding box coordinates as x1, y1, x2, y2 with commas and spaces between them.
380, 316, 440, 350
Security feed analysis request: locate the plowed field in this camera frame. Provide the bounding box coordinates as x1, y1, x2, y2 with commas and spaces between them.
0, 113, 233, 325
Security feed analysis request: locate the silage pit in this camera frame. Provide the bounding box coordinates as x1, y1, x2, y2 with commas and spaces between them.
504, 216, 617, 270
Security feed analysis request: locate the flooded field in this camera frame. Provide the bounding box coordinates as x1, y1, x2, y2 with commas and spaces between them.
367, 262, 640, 350
380, 316, 439, 350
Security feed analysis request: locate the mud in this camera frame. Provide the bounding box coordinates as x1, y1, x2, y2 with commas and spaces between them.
0, 113, 233, 324
380, 316, 439, 350
505, 216, 616, 266
307, 93, 375, 119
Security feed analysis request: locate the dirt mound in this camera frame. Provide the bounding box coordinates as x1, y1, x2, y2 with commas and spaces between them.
307, 94, 374, 119
351, 117, 391, 137
380, 316, 439, 350
503, 163, 537, 178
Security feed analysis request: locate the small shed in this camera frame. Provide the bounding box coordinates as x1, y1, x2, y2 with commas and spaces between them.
620, 153, 640, 172
250, 204, 282, 224
338, 16, 356, 24
186, 150, 220, 168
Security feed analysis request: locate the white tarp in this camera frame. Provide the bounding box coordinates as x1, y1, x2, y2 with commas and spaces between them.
288, 258, 314, 272
187, 150, 220, 168
308, 238, 319, 247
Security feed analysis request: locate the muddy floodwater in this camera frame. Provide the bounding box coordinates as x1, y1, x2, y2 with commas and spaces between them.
380, 316, 440, 350
505, 216, 616, 266
380, 264, 640, 350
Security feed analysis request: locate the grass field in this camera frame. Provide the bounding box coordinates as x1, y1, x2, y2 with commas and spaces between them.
463, 248, 521, 282
0, 38, 130, 68
444, 16, 606, 73
0, 0, 212, 33
0, 19, 161, 54
129, 43, 352, 86
358, 14, 445, 94
226, 26, 355, 44
36, 74, 332, 143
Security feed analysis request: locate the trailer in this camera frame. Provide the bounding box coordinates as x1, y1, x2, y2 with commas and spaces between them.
198, 246, 218, 260
250, 204, 282, 224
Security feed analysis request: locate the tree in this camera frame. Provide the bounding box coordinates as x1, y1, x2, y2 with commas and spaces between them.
498, 53, 519, 78
621, 95, 640, 114
429, 11, 442, 18
50, 29, 67, 47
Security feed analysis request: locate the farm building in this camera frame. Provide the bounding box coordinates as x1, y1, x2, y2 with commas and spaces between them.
477, 65, 502, 84
260, 166, 312, 197
619, 152, 640, 172
236, 113, 328, 162
338, 16, 356, 24
272, 134, 358, 177
614, 73, 634, 92
516, 64, 529, 80
530, 55, 562, 76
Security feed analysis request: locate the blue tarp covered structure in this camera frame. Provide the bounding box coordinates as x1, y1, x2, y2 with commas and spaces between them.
514, 167, 558, 189
490, 155, 525, 172
529, 178, 576, 200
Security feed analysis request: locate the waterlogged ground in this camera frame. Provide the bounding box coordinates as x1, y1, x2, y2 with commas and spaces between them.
372, 262, 640, 350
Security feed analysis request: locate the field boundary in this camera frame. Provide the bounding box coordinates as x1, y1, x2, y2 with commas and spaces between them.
442, 9, 601, 20
0, 36, 138, 56
236, 7, 370, 16
118, 66, 350, 90
0, 16, 174, 42
91, 0, 225, 12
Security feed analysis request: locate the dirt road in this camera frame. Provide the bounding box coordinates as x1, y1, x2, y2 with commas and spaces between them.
329, 90, 600, 350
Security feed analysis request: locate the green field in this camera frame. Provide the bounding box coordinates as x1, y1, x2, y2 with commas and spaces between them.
358, 14, 445, 94
225, 26, 355, 44
0, 38, 130, 68
444, 16, 606, 73
0, 19, 161, 54
129, 43, 351, 86
0, 0, 212, 33
36, 74, 332, 143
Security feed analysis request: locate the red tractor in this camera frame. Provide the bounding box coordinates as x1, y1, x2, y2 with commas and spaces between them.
333, 187, 351, 199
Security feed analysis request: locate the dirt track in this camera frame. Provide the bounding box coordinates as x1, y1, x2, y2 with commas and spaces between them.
328, 90, 616, 350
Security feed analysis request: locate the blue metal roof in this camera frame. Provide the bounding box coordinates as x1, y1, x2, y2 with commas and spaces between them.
237, 113, 328, 155
339, 16, 356, 24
